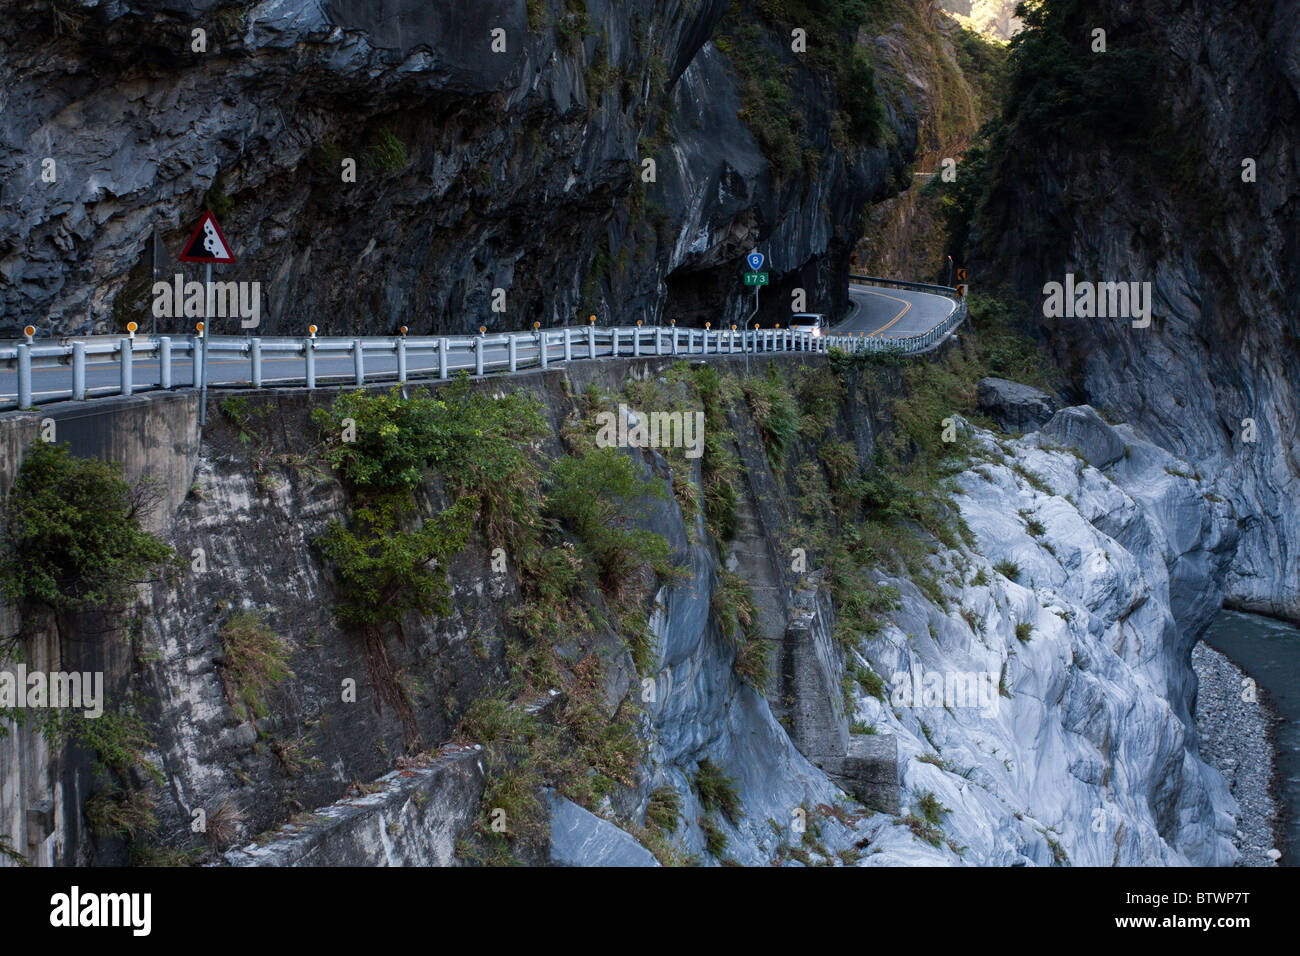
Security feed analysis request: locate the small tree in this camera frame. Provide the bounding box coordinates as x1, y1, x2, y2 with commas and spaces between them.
0, 443, 175, 619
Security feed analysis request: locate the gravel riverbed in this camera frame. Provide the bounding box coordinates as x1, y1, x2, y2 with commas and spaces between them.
1192, 641, 1282, 866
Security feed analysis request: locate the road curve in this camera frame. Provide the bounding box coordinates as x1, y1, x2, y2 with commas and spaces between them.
836, 283, 957, 340
0, 281, 964, 407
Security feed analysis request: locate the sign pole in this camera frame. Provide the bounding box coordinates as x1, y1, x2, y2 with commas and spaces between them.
179, 209, 236, 429
200, 262, 211, 427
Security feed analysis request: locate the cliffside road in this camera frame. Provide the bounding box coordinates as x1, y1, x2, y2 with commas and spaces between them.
0, 337, 589, 403
0, 279, 966, 408
839, 283, 957, 339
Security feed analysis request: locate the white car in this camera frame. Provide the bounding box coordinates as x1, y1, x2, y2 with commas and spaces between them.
790, 313, 825, 337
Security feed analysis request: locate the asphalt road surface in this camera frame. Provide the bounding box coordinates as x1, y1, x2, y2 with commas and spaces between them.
1, 285, 956, 406
837, 283, 957, 339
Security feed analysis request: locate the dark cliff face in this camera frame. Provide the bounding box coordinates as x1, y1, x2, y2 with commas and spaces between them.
973, 0, 1300, 621
0, 0, 913, 338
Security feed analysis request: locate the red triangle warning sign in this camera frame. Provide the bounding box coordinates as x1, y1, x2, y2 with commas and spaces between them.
178, 210, 236, 264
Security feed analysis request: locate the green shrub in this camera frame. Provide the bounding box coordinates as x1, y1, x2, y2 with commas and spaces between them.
366, 127, 408, 173
218, 611, 292, 721
86, 784, 158, 842
1003, 0, 1159, 150
314, 388, 449, 492
317, 495, 476, 629
646, 787, 682, 833
850, 660, 885, 700
712, 569, 769, 689
840, 46, 886, 145
544, 447, 672, 594
743, 365, 799, 465
701, 813, 728, 857
1015, 621, 1034, 643
694, 758, 742, 825
993, 559, 1020, 581
315, 383, 548, 631
795, 366, 844, 438
0, 443, 176, 616
693, 365, 741, 541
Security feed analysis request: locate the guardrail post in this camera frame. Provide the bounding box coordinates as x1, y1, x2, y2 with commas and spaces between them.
72, 341, 86, 399
656, 327, 664, 356
439, 338, 449, 379
539, 330, 549, 369
475, 334, 485, 375
305, 339, 316, 389
397, 337, 408, 383
588, 324, 596, 359
508, 334, 518, 372
353, 338, 365, 386
672, 328, 679, 355
159, 337, 172, 389
633, 328, 641, 358
17, 344, 32, 408
611, 329, 620, 357
564, 328, 573, 363
192, 334, 203, 388
119, 337, 133, 396
251, 338, 263, 388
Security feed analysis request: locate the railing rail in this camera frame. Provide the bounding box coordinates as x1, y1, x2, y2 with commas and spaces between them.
0, 286, 967, 410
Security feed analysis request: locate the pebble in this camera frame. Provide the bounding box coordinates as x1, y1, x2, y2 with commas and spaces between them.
1192, 642, 1282, 867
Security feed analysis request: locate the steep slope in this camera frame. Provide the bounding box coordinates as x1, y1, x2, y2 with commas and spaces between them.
854, 1, 1007, 282
970, 0, 1300, 622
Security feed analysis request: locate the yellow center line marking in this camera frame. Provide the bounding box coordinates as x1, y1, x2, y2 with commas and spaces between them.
860, 288, 911, 337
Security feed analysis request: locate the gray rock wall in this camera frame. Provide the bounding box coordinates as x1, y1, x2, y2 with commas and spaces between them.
976, 0, 1300, 623
0, 0, 912, 339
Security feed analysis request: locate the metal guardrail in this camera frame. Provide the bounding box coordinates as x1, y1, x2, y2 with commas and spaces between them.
849, 273, 963, 297
0, 283, 967, 411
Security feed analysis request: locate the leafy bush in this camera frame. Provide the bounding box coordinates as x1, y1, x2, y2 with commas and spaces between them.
0, 443, 175, 616
795, 366, 844, 438
1003, 0, 1159, 150
317, 496, 476, 629
316, 383, 548, 631
315, 389, 450, 492
918, 790, 948, 826
545, 447, 672, 594
840, 46, 887, 145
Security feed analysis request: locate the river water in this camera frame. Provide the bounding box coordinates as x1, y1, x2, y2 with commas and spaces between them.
1202, 609, 1300, 865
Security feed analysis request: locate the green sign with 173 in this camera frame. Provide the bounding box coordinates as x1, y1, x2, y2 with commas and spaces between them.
744, 271, 769, 286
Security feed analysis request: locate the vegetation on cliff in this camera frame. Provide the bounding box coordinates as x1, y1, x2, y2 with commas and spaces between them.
0, 443, 175, 620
